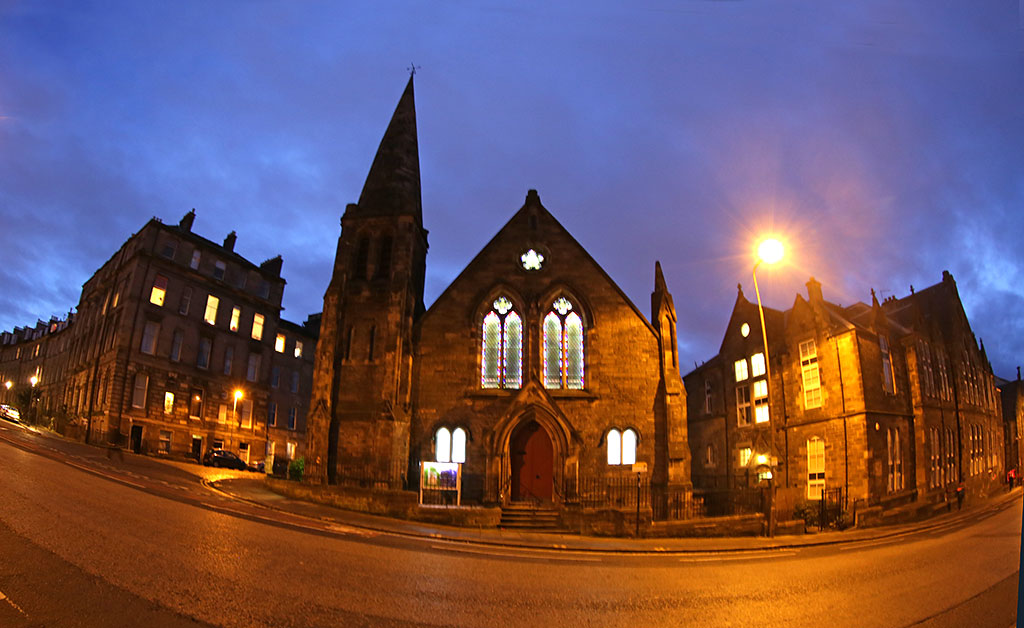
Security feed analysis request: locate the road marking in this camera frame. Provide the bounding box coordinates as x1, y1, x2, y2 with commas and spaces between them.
430, 544, 603, 561
0, 590, 28, 617
679, 551, 797, 562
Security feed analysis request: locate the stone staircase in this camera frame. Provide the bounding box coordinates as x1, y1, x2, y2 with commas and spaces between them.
499, 503, 561, 530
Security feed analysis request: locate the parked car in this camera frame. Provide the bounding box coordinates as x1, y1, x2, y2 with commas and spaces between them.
0, 404, 21, 424
201, 449, 249, 470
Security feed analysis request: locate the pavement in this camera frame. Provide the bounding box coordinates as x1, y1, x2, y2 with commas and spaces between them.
3, 417, 1021, 554
210, 472, 1024, 554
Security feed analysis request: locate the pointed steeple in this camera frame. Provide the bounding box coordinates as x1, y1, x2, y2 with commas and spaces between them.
654, 260, 667, 293
356, 76, 422, 225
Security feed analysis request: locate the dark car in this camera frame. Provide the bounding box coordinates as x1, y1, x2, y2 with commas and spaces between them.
202, 449, 249, 470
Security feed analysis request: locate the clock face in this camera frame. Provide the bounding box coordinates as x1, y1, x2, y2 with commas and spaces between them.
520, 249, 544, 271
741, 322, 750, 337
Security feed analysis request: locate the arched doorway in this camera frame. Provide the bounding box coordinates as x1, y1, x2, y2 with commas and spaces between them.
509, 420, 553, 502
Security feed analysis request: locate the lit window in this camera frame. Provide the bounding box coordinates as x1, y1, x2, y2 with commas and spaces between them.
741, 322, 750, 337
158, 430, 171, 454
204, 295, 219, 325
734, 359, 748, 382
606, 429, 621, 465
451, 427, 466, 463
739, 447, 752, 467
131, 373, 148, 409
150, 275, 168, 306
190, 250, 201, 270
750, 353, 765, 377
163, 392, 174, 414
435, 427, 451, 463
252, 314, 264, 341
520, 249, 544, 270
217, 404, 227, 424
140, 321, 159, 355
753, 379, 769, 423
800, 339, 822, 409
606, 428, 637, 465
294, 341, 303, 359
286, 441, 296, 459
481, 297, 522, 389
238, 442, 249, 463
213, 260, 226, 280
807, 438, 825, 499
275, 333, 286, 353
230, 307, 241, 332
542, 298, 584, 390
247, 353, 261, 382
736, 385, 751, 426
189, 389, 204, 419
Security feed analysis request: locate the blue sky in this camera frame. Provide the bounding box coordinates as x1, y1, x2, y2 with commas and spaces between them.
1, 1, 1022, 377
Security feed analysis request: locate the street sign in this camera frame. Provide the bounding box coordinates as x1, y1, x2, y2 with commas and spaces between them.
631, 462, 648, 474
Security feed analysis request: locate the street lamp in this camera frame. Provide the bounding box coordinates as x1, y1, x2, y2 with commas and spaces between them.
29, 375, 39, 426
752, 237, 784, 537
233, 389, 244, 427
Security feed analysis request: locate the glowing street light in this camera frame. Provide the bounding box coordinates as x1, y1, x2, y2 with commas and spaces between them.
29, 375, 38, 387
4, 381, 11, 390
233, 389, 244, 427
752, 237, 784, 537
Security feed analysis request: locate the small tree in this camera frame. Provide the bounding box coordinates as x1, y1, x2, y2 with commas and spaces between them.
288, 457, 305, 481
13, 385, 42, 426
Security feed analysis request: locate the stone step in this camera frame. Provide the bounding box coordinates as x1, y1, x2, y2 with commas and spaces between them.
499, 505, 561, 529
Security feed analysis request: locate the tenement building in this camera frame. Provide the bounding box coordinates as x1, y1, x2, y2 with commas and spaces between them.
0, 212, 316, 469
685, 273, 1005, 523
305, 76, 691, 523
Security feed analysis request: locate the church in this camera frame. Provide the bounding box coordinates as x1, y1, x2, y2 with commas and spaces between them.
304, 77, 691, 523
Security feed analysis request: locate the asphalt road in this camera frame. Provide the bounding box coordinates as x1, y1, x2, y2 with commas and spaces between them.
0, 431, 1018, 627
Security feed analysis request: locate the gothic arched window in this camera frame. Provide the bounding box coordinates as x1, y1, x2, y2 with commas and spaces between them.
481, 297, 522, 389
435, 426, 467, 463
606, 428, 637, 465
543, 297, 585, 389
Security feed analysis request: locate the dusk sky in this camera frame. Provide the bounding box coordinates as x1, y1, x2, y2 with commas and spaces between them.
1, 2, 1022, 378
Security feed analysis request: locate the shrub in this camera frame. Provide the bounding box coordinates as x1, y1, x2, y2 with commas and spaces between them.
288, 457, 305, 481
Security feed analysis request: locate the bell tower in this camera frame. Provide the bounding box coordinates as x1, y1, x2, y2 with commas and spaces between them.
306, 76, 427, 485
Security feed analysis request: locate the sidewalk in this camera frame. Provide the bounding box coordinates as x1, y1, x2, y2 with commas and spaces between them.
212, 476, 1023, 554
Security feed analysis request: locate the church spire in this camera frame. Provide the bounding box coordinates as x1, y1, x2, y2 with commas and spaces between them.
356, 75, 422, 225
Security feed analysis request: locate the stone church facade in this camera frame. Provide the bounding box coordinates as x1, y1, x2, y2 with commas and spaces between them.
304, 77, 690, 516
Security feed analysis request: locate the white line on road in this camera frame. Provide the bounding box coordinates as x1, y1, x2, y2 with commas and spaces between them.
679, 551, 797, 562
0, 590, 28, 617
430, 544, 603, 561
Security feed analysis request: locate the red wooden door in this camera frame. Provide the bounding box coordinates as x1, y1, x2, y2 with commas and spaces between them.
510, 420, 553, 501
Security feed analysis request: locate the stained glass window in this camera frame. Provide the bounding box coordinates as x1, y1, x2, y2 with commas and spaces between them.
481, 297, 521, 389
543, 298, 585, 389
543, 313, 562, 388
520, 249, 544, 270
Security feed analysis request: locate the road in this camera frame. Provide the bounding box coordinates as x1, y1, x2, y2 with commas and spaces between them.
0, 425, 1019, 627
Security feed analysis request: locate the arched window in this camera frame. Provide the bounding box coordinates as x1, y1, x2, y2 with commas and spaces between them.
481, 297, 522, 389
606, 428, 637, 466
435, 426, 467, 463
543, 297, 584, 389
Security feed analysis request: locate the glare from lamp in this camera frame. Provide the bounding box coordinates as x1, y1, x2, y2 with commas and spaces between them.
757, 238, 785, 265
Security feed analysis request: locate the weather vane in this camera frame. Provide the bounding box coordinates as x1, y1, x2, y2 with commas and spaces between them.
407, 62, 421, 77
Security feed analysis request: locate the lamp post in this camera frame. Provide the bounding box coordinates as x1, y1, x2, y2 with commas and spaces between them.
29, 375, 39, 426
233, 389, 243, 427
753, 238, 784, 537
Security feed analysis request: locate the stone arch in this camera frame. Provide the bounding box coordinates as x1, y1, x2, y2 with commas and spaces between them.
488, 403, 576, 504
